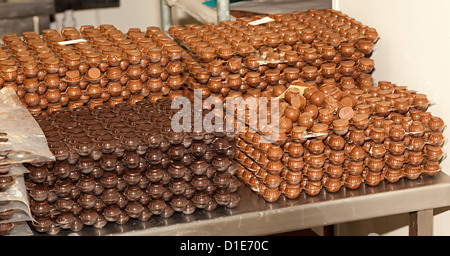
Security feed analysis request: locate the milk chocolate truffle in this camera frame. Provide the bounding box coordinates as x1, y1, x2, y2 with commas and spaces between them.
121, 132, 141, 151
191, 191, 211, 209
30, 184, 50, 201
30, 200, 50, 217
168, 161, 187, 179
99, 154, 118, 171
148, 199, 167, 215
147, 182, 165, 199
144, 164, 163, 183
168, 144, 185, 160
169, 178, 187, 195
263, 188, 281, 203
76, 157, 95, 174
54, 179, 74, 197
53, 160, 71, 179
212, 156, 231, 172
212, 138, 231, 155
77, 193, 97, 209
123, 169, 143, 186
267, 145, 284, 161
101, 188, 120, 205
32, 216, 53, 233
28, 166, 49, 184
100, 172, 118, 189
191, 175, 210, 191
123, 185, 143, 202
190, 140, 207, 158
55, 196, 74, 213
77, 174, 96, 193
122, 151, 141, 169
79, 209, 98, 226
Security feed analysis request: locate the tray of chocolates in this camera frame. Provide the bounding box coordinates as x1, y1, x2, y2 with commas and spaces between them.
0, 24, 189, 113
168, 8, 378, 103
233, 80, 445, 202
26, 98, 241, 235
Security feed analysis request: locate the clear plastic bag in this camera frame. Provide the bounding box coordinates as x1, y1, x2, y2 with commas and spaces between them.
0, 200, 33, 223
0, 164, 29, 177
5, 222, 34, 236
0, 86, 55, 166
0, 208, 34, 224
0, 175, 30, 206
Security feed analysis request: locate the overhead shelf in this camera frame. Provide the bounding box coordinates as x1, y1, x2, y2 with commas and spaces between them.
160, 0, 332, 31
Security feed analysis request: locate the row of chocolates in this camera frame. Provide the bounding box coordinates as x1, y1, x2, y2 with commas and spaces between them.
26, 98, 241, 234
0, 24, 190, 114
168, 8, 378, 104
233, 79, 444, 202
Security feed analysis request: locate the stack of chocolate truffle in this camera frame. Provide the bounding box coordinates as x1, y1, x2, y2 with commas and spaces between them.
168, 8, 377, 104
169, 9, 446, 202
26, 98, 241, 234
1, 7, 446, 224
0, 24, 189, 114
233, 78, 445, 202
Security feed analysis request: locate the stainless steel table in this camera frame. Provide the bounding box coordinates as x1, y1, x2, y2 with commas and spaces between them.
45, 172, 450, 236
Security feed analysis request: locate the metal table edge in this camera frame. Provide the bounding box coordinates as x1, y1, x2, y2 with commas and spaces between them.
112, 173, 450, 236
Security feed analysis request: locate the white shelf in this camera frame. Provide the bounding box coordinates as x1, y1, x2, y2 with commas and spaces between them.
161, 0, 332, 30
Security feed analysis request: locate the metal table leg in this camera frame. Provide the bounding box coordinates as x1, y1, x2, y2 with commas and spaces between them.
217, 0, 230, 23
160, 0, 172, 33
409, 209, 433, 236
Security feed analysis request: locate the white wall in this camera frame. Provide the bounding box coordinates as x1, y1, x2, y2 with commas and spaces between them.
334, 0, 450, 236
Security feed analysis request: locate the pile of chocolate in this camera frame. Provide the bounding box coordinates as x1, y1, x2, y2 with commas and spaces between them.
0, 7, 446, 227
234, 80, 445, 202
0, 24, 187, 114
168, 8, 377, 102
201, 10, 443, 202
164, 9, 445, 202
26, 99, 240, 234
